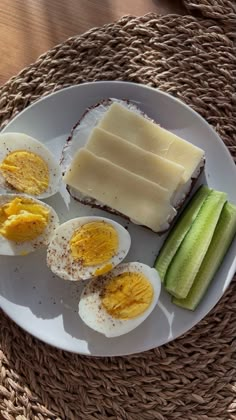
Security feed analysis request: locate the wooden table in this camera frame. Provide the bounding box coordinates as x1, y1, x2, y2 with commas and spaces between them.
0, 0, 185, 86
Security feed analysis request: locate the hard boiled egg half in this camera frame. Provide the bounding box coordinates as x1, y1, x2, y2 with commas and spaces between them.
47, 216, 131, 281
79, 262, 161, 337
0, 194, 59, 255
0, 133, 62, 198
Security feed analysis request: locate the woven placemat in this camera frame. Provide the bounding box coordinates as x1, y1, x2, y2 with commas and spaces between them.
0, 1, 236, 419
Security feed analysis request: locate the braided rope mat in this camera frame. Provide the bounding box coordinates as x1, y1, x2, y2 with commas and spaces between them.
0, 1, 236, 418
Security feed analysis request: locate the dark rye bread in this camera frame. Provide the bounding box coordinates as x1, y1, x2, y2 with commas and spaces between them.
61, 99, 205, 233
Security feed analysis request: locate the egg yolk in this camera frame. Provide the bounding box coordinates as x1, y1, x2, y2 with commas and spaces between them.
0, 150, 49, 195
94, 263, 113, 276
102, 272, 154, 319
0, 197, 49, 242
70, 221, 119, 266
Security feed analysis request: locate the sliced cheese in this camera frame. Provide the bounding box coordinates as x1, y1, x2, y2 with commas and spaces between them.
98, 103, 204, 183
64, 149, 176, 232
86, 127, 184, 197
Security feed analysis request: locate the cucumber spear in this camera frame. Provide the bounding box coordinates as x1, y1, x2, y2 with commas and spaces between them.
165, 190, 227, 299
154, 185, 211, 282
173, 202, 236, 310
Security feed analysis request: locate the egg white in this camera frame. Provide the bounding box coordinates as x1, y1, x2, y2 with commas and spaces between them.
47, 216, 131, 281
0, 132, 62, 198
0, 194, 59, 256
78, 262, 161, 337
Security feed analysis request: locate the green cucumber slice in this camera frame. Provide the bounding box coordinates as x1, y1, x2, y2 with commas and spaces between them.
165, 190, 227, 299
154, 185, 211, 282
173, 202, 236, 310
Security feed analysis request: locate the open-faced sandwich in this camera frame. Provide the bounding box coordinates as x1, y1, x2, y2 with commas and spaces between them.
61, 99, 205, 233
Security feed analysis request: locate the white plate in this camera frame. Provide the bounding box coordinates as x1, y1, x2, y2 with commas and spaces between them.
0, 82, 235, 356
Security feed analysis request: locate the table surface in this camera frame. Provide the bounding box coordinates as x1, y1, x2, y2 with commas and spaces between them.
1, 0, 185, 86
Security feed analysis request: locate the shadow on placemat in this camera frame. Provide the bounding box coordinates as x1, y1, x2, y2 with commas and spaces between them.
0, 5, 236, 420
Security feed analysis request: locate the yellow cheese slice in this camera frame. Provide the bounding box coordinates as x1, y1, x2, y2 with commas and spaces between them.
86, 127, 184, 197
98, 103, 204, 183
64, 149, 176, 232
